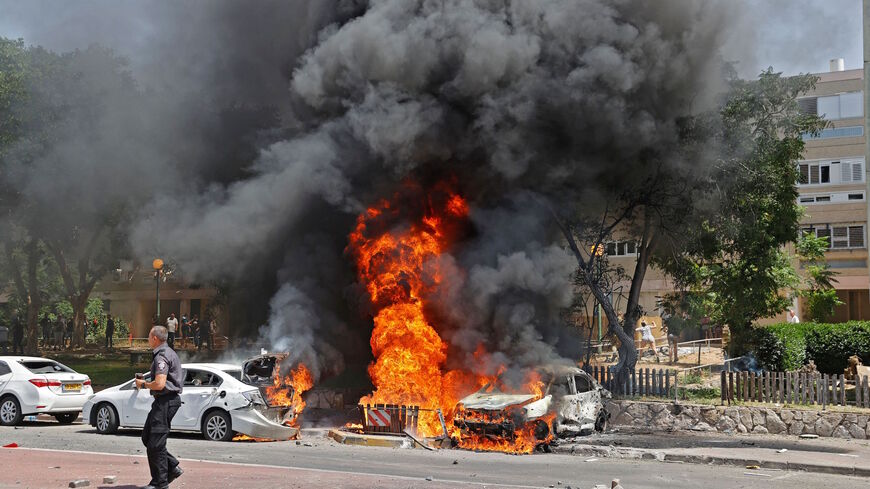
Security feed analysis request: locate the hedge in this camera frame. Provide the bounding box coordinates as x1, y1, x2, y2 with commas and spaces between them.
750, 322, 870, 374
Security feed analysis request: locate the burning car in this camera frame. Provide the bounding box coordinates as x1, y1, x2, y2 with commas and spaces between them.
453, 365, 610, 450
84, 354, 310, 442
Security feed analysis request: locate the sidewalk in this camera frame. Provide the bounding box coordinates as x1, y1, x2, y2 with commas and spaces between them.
0, 447, 486, 489
556, 430, 870, 477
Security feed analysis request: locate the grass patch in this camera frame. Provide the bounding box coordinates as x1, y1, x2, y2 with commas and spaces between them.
52, 356, 150, 388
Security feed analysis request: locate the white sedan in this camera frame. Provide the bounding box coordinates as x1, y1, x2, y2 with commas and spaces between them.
0, 356, 93, 426
82, 362, 299, 442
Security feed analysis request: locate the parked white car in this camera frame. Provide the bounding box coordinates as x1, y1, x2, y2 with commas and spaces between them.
0, 356, 93, 426
82, 362, 299, 442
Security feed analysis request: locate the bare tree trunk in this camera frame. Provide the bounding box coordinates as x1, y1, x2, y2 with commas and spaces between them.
623, 212, 657, 335
71, 296, 88, 349
584, 270, 638, 387
46, 230, 104, 349
24, 241, 42, 355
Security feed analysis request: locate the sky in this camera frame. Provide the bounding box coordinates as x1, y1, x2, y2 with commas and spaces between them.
0, 0, 864, 79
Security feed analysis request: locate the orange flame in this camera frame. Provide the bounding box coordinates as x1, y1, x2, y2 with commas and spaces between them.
348, 184, 553, 453
264, 363, 314, 428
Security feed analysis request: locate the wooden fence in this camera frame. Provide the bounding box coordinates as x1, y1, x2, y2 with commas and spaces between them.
720, 371, 870, 408
585, 366, 675, 398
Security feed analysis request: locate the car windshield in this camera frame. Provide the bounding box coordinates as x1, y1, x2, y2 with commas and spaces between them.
222, 369, 242, 381
20, 360, 74, 374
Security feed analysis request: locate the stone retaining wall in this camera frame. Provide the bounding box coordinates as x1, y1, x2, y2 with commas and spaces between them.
606, 400, 870, 439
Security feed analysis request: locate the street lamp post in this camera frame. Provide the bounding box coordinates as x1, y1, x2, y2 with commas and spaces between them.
590, 244, 605, 350
153, 259, 164, 324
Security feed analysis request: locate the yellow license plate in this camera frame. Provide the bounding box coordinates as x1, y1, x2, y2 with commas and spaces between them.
64, 384, 82, 392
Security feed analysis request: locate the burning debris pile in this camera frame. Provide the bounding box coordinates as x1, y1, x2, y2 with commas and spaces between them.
348, 183, 593, 453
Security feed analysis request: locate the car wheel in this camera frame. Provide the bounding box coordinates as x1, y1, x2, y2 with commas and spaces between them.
594, 409, 608, 433
0, 396, 23, 426
202, 410, 233, 442
54, 412, 78, 424
94, 404, 119, 434
533, 419, 551, 441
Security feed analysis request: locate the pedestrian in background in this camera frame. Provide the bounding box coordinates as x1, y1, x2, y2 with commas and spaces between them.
166, 313, 178, 349
636, 320, 659, 362
52, 315, 65, 351
135, 326, 184, 489
207, 317, 217, 351
180, 315, 189, 347
192, 315, 201, 351
105, 314, 115, 349
41, 314, 51, 350
12, 313, 23, 354
788, 309, 800, 324
65, 318, 75, 349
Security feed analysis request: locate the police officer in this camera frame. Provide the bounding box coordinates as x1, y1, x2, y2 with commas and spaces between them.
135, 326, 184, 488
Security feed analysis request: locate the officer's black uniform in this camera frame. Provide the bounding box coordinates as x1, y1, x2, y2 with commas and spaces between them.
142, 341, 183, 488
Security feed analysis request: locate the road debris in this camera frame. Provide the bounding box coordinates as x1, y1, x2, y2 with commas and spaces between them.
743, 472, 772, 477
799, 434, 819, 439
776, 449, 788, 453
425, 476, 434, 481
68, 480, 90, 488
103, 475, 117, 484
584, 458, 599, 462
745, 465, 760, 469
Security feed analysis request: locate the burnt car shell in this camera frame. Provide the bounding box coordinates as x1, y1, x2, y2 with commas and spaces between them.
454, 365, 610, 439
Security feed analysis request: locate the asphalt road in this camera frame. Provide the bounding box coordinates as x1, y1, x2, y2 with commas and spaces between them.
1, 420, 867, 488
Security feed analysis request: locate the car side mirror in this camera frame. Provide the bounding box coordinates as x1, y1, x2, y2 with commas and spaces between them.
219, 390, 226, 399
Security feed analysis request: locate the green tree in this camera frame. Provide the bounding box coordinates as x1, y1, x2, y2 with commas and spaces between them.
795, 233, 842, 322
0, 40, 137, 348
657, 70, 826, 354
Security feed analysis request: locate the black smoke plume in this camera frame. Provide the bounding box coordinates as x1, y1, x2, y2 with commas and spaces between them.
3, 1, 742, 382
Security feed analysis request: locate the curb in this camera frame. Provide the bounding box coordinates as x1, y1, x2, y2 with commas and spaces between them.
327, 429, 412, 449
554, 444, 870, 477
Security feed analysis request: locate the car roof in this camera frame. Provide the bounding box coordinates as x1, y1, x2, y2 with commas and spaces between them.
182, 363, 240, 371
0, 356, 65, 363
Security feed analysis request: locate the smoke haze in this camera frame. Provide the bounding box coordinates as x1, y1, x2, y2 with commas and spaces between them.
0, 0, 832, 381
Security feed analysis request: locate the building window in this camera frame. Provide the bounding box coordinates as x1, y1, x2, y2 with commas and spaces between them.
803, 225, 866, 249
799, 162, 831, 184
798, 159, 864, 186
605, 241, 637, 257
849, 193, 864, 200
803, 126, 864, 140
799, 92, 863, 120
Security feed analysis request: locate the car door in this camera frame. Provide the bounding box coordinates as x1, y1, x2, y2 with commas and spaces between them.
122, 377, 154, 427
174, 369, 221, 430
0, 361, 11, 394
563, 373, 600, 426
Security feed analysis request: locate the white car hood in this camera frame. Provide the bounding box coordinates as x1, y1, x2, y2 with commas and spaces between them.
459, 391, 537, 410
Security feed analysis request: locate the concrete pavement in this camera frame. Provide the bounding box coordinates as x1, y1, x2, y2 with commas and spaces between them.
0, 447, 521, 489
556, 429, 870, 477
1, 420, 869, 488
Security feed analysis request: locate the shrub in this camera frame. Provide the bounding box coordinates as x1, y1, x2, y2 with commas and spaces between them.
805, 322, 870, 374
751, 321, 870, 374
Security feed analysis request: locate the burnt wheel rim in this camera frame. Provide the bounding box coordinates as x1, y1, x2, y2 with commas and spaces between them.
97, 406, 111, 431
595, 411, 607, 432
0, 400, 16, 423
206, 415, 227, 440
